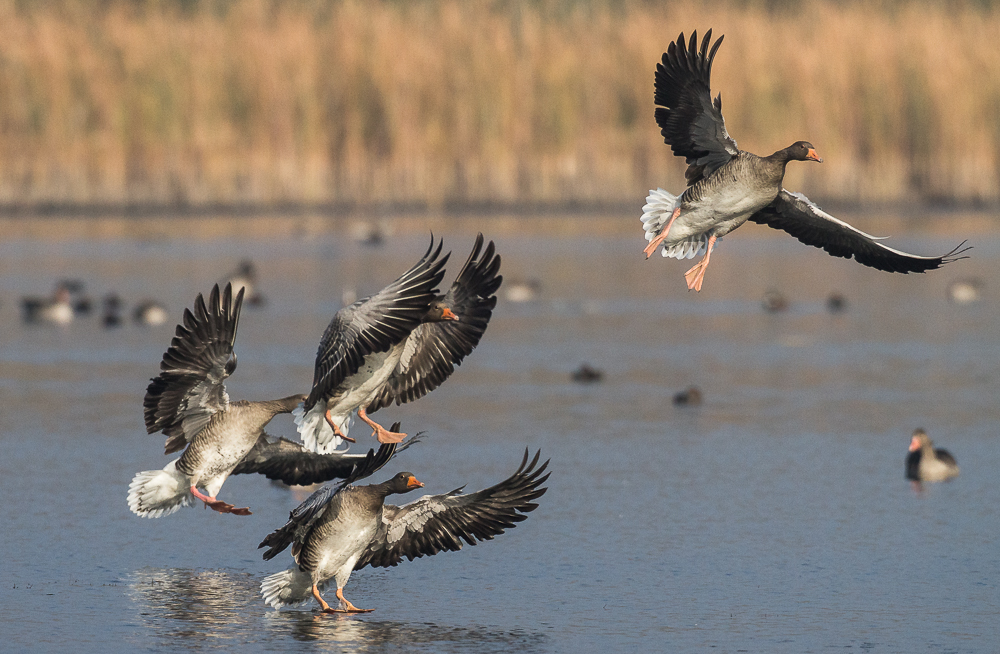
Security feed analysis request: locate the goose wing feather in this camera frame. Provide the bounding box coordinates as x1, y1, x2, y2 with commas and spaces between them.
654, 29, 739, 185
305, 238, 449, 410
367, 234, 501, 412
749, 190, 970, 273
143, 283, 244, 454
355, 450, 549, 570
234, 426, 412, 486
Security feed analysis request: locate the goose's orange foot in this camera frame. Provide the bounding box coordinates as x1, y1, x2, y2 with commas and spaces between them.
190, 485, 251, 515
325, 409, 356, 443
644, 207, 681, 259
357, 408, 407, 444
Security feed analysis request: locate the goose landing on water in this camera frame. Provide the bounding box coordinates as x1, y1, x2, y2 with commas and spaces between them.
641, 30, 968, 292
259, 450, 548, 614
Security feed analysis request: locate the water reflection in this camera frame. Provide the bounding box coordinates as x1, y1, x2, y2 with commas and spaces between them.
277, 613, 548, 653
127, 568, 260, 646
127, 567, 548, 653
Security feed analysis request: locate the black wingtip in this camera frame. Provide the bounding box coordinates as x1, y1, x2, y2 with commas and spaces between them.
942, 240, 972, 265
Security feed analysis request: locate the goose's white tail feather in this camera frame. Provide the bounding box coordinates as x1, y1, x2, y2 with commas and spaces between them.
127, 459, 193, 518
641, 188, 718, 260
293, 403, 350, 454
261, 567, 320, 609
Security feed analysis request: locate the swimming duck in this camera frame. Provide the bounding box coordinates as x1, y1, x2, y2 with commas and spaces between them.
672, 385, 703, 407
21, 283, 74, 325
295, 234, 501, 453
226, 260, 265, 306
102, 293, 123, 328
129, 283, 390, 518
133, 300, 169, 326
905, 429, 959, 483
259, 449, 549, 613
641, 30, 967, 292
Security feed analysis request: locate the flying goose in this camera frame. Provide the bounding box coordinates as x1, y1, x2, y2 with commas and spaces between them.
128, 283, 408, 518
259, 449, 549, 613
641, 30, 968, 291
905, 429, 959, 483
295, 234, 501, 453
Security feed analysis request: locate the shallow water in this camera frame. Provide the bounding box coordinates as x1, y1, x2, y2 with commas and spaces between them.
2, 214, 999, 652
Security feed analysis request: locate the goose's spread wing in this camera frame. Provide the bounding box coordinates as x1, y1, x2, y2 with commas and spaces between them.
655, 29, 738, 185
143, 283, 244, 454
367, 234, 502, 412
749, 190, 970, 273
233, 424, 413, 486
355, 450, 549, 570
304, 238, 449, 410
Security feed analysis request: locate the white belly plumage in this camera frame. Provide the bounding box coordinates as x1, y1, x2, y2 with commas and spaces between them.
295, 344, 405, 453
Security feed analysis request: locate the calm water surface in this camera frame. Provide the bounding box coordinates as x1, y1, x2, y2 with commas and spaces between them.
1, 214, 999, 652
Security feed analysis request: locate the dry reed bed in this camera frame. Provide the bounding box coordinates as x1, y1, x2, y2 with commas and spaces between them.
0, 0, 997, 208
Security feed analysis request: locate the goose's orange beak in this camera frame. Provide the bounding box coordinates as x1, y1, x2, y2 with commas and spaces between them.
806, 148, 823, 163
407, 476, 425, 489
441, 307, 459, 321
908, 437, 921, 452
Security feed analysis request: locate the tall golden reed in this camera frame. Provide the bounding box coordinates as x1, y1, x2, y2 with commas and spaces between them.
0, 0, 996, 209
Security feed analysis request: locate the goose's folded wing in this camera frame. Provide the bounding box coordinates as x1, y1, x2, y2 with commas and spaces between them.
258, 484, 345, 561
935, 449, 958, 467
143, 283, 244, 454
355, 450, 549, 570
655, 29, 739, 185
749, 190, 970, 273
367, 234, 501, 411
233, 425, 412, 486
305, 237, 449, 410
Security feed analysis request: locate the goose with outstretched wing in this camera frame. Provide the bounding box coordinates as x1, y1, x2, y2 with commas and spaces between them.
295, 235, 501, 453
366, 233, 501, 412
293, 237, 452, 453
641, 29, 967, 291
128, 283, 305, 518
259, 450, 549, 613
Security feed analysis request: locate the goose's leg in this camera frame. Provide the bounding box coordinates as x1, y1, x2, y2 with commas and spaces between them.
189, 485, 251, 516
328, 587, 374, 613
312, 583, 333, 612
357, 408, 407, 444
683, 235, 717, 292
325, 408, 356, 443
644, 206, 682, 258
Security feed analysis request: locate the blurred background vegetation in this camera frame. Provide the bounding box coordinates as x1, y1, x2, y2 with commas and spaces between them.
0, 0, 997, 211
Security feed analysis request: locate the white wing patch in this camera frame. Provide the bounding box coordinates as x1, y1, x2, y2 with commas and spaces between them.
387, 497, 442, 543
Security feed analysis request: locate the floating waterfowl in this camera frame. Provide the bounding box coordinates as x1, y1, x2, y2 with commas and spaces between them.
505, 279, 541, 303
21, 283, 73, 325
826, 292, 848, 313
571, 363, 604, 383
295, 234, 501, 453
947, 278, 982, 305
761, 289, 789, 313
905, 429, 959, 483
102, 294, 123, 328
641, 30, 967, 291
259, 449, 549, 613
225, 260, 265, 306
133, 300, 169, 326
672, 385, 703, 407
